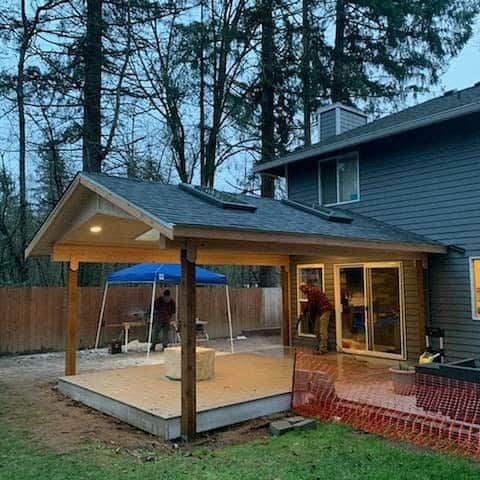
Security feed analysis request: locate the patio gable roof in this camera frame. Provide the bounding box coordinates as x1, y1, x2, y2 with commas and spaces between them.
25, 172, 446, 261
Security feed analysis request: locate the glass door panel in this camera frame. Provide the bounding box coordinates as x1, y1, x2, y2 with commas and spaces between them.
336, 263, 404, 358
368, 267, 402, 355
339, 267, 366, 351
297, 265, 324, 336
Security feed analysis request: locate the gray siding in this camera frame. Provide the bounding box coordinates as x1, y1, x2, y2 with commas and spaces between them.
319, 107, 366, 143
320, 109, 337, 141
344, 116, 480, 360
287, 160, 318, 205
340, 109, 366, 133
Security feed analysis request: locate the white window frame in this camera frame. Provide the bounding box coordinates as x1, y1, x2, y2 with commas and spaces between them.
318, 152, 360, 206
469, 257, 480, 320
296, 263, 325, 338
333, 261, 406, 361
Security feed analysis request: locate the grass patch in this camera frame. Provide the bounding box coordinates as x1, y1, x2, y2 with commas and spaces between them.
1, 395, 479, 480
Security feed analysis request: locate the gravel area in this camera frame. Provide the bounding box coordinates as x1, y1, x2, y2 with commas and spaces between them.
0, 335, 282, 384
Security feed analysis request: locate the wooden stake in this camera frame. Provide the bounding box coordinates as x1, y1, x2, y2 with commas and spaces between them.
65, 264, 79, 376
281, 266, 291, 346
180, 248, 196, 440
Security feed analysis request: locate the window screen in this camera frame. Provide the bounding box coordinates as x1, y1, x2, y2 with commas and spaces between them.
320, 155, 359, 205
320, 160, 337, 205
338, 156, 359, 202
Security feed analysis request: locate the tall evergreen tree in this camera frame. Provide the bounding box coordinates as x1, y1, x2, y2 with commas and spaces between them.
260, 0, 275, 198
83, 0, 103, 172
328, 0, 479, 105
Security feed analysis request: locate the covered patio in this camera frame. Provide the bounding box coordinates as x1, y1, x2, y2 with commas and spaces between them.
25, 172, 445, 440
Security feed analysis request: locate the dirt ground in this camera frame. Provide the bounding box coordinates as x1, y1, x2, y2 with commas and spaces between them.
0, 336, 286, 454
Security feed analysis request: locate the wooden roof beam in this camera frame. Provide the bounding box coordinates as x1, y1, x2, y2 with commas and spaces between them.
52, 244, 290, 267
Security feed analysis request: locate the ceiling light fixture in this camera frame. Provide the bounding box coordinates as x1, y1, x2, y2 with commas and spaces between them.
89, 225, 102, 233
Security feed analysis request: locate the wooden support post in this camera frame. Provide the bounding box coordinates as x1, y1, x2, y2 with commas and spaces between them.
416, 260, 427, 354
180, 247, 197, 440
281, 266, 291, 346
65, 263, 79, 376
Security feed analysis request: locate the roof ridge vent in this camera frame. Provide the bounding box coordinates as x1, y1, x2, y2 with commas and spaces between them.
443, 89, 457, 97
281, 199, 352, 223
179, 183, 257, 212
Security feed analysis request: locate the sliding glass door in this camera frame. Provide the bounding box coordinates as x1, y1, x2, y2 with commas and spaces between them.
336, 263, 404, 359
368, 266, 402, 355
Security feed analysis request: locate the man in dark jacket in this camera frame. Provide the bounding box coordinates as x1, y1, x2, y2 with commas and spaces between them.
150, 289, 176, 352
300, 283, 333, 353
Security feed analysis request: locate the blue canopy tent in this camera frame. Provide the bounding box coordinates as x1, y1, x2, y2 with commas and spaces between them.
95, 264, 233, 357
107, 263, 227, 285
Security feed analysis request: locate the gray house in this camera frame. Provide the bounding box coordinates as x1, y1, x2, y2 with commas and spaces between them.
256, 84, 480, 361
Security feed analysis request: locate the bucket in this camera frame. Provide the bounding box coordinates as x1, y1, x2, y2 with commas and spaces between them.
108, 341, 122, 354
389, 367, 416, 396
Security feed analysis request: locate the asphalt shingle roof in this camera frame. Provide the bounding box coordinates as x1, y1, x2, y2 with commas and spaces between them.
83, 172, 442, 248
257, 83, 480, 173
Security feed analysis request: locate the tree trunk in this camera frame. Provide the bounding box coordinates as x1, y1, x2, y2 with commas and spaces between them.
83, 0, 103, 172
331, 0, 348, 103
260, 0, 275, 199
203, 1, 235, 188
81, 0, 103, 287
199, 0, 206, 186
259, 0, 276, 287
302, 0, 311, 146
16, 0, 29, 283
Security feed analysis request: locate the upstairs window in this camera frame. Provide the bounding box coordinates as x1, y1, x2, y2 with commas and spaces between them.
319, 154, 359, 205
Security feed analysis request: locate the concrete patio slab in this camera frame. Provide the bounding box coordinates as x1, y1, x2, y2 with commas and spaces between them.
58, 352, 293, 439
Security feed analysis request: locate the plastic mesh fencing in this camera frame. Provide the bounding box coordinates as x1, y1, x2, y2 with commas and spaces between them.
291, 350, 480, 458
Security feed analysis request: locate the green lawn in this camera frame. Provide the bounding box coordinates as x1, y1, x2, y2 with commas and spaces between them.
1, 399, 479, 480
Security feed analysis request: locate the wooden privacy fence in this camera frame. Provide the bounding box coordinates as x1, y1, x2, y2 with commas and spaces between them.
0, 286, 281, 355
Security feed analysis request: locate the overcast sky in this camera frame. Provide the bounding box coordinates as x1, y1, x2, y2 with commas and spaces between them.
421, 26, 480, 100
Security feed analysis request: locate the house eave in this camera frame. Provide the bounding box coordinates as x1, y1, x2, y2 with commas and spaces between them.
172, 224, 447, 254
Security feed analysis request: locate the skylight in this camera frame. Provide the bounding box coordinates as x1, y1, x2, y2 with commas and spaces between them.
179, 184, 257, 212
282, 199, 352, 223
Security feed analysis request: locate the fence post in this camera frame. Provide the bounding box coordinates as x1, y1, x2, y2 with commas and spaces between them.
281, 266, 291, 346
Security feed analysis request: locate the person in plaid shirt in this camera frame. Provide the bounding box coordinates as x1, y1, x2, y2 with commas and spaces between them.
300, 283, 333, 353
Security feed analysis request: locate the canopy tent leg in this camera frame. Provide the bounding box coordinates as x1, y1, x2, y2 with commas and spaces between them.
175, 285, 180, 344
124, 324, 129, 352
95, 282, 109, 350
146, 281, 157, 359
65, 264, 79, 376
180, 247, 197, 441
226, 285, 234, 353
175, 285, 179, 321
